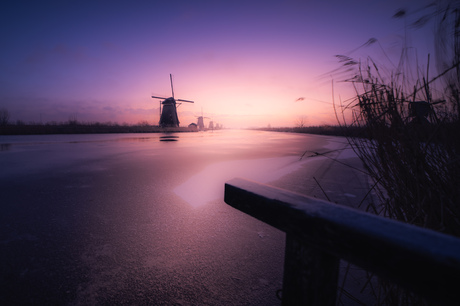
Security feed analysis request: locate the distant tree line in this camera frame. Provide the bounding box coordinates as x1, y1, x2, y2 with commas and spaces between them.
256, 125, 364, 138
0, 113, 195, 135
0, 108, 10, 126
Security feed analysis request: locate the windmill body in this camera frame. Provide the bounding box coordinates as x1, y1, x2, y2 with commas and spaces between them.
159, 98, 180, 127
196, 116, 205, 130
151, 74, 194, 127
196, 107, 210, 131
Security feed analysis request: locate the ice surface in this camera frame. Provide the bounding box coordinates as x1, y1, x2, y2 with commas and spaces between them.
174, 135, 355, 207
174, 155, 325, 207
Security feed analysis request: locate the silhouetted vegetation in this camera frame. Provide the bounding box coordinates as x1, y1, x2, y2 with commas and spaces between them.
338, 2, 460, 236
333, 2, 460, 304
0, 108, 10, 126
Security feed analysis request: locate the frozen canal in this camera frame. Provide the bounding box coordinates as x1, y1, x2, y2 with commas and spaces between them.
0, 130, 368, 305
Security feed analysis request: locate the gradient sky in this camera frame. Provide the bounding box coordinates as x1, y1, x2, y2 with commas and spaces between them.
1, 0, 438, 128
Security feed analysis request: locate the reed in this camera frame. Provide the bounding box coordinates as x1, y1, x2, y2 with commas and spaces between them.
335, 2, 460, 304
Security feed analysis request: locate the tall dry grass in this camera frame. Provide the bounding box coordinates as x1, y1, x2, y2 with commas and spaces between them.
343, 62, 460, 236
339, 1, 460, 236
334, 1, 460, 304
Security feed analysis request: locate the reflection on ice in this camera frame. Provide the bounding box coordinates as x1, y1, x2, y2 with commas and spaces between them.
174, 155, 322, 207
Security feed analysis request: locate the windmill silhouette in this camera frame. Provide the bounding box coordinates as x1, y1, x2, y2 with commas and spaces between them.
196, 108, 210, 130
151, 74, 194, 127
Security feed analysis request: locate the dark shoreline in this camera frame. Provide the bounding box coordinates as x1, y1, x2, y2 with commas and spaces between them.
0, 124, 198, 135
253, 125, 364, 137
0, 123, 363, 137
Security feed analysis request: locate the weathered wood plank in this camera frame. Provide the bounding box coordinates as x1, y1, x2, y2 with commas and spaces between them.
224, 177, 460, 305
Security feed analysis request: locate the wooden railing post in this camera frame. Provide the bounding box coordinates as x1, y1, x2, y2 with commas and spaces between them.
282, 234, 339, 306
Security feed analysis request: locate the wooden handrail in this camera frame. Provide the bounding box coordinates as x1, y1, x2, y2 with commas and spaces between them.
224, 177, 460, 305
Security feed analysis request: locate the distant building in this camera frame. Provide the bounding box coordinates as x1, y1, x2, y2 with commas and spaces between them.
188, 123, 198, 131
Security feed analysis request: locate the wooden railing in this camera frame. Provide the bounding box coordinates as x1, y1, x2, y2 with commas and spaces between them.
224, 178, 460, 306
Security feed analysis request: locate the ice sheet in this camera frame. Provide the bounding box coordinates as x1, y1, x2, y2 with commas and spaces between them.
174, 155, 325, 207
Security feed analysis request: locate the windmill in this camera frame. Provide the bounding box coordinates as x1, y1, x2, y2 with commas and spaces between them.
151, 74, 194, 127
196, 108, 210, 130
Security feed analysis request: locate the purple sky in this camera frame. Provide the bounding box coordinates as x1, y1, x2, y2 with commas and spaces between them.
1, 0, 437, 127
